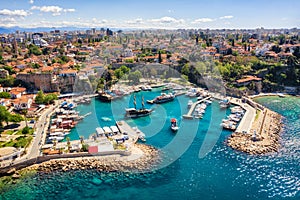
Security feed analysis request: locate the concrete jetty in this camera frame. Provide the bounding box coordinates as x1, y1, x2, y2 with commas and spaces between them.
182, 96, 210, 119
116, 121, 144, 143
229, 97, 256, 133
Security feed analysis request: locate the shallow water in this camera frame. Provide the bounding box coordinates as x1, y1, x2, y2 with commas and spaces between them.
1, 94, 299, 200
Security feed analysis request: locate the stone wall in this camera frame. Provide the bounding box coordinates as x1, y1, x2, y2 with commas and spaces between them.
0, 151, 130, 175
16, 73, 59, 92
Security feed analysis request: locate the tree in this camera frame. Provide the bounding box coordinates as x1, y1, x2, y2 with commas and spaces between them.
114, 68, 124, 79
158, 51, 162, 63
293, 46, 300, 59
0, 92, 11, 99
120, 65, 130, 74
0, 106, 10, 127
181, 63, 190, 75
28, 44, 42, 56
35, 90, 44, 104
22, 126, 30, 134
21, 109, 28, 127
9, 114, 24, 123
128, 71, 142, 84
66, 137, 71, 152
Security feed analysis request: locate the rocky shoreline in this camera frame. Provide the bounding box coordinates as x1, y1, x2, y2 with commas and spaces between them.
227, 109, 283, 155
24, 144, 161, 173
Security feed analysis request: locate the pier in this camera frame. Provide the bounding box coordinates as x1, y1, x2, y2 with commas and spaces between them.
229, 97, 256, 133
116, 121, 144, 143
182, 96, 210, 119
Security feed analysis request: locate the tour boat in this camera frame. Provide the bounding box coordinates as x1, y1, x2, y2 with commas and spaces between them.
125, 96, 153, 118
170, 118, 179, 132
153, 93, 175, 104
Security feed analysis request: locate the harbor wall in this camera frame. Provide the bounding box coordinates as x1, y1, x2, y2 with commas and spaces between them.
0, 150, 130, 175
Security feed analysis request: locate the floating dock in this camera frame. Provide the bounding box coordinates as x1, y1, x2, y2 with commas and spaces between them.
182, 96, 210, 119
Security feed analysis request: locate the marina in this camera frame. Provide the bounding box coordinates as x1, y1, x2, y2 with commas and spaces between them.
182, 96, 211, 119
1, 91, 298, 200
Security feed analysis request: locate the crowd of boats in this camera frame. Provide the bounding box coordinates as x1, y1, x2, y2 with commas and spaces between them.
46, 101, 91, 143
220, 105, 245, 131
47, 83, 247, 145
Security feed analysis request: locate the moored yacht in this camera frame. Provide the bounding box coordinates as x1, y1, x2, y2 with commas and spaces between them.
188, 100, 193, 108
152, 93, 175, 104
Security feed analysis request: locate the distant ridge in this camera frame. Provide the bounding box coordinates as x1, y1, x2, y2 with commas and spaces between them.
0, 26, 137, 34
0, 26, 298, 34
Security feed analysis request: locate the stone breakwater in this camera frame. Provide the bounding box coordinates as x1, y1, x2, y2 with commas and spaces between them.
25, 144, 160, 173
227, 109, 283, 155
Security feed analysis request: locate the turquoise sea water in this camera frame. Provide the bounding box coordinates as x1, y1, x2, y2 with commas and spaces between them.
1, 93, 300, 200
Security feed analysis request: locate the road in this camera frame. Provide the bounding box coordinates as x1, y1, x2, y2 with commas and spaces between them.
6, 101, 59, 167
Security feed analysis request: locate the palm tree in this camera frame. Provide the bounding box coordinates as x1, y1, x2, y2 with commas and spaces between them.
52, 138, 57, 150
80, 136, 84, 144
21, 109, 28, 127
79, 136, 84, 152
66, 137, 71, 153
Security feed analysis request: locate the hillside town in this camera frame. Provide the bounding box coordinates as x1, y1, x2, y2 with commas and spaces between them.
0, 27, 299, 170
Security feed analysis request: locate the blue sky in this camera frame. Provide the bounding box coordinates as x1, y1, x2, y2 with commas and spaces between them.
0, 0, 299, 29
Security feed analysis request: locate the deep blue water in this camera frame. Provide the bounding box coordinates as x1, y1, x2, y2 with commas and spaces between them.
1, 93, 300, 200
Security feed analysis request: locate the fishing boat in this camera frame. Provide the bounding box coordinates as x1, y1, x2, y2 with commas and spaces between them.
219, 99, 231, 108
101, 117, 112, 121
188, 100, 193, 108
204, 99, 212, 105
49, 136, 64, 142
170, 118, 179, 132
230, 106, 244, 114
125, 95, 153, 118
221, 121, 236, 131
97, 92, 113, 102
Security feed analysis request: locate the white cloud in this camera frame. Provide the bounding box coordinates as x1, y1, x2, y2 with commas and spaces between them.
192, 18, 214, 23
219, 15, 233, 19
0, 9, 29, 17
64, 8, 75, 13
149, 16, 184, 24
31, 6, 75, 16
29, 0, 34, 4
125, 18, 143, 24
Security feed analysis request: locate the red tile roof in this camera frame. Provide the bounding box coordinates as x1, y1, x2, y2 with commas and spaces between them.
237, 76, 262, 83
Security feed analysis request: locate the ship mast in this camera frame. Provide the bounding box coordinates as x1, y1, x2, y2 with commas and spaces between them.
141, 96, 145, 109
134, 95, 137, 109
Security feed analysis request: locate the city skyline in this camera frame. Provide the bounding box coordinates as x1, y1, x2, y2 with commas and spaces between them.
0, 0, 299, 29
